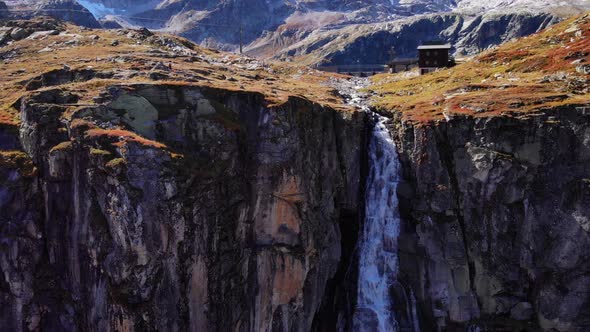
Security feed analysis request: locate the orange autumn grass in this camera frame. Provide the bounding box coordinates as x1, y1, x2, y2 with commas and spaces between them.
371, 13, 590, 124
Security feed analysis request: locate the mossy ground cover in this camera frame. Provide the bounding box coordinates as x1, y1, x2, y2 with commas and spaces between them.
0, 150, 36, 177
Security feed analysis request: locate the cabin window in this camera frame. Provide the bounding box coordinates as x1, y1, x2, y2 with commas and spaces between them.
426, 51, 431, 56
433, 50, 438, 56
425, 60, 430, 65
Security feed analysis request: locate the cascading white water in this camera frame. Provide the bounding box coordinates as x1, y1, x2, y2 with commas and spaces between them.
353, 115, 402, 332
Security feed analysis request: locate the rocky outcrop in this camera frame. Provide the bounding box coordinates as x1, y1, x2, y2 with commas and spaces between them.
5, 83, 590, 331
1, 12, 588, 330
1, 84, 367, 331
0, 151, 41, 332
33, 0, 101, 28
392, 106, 590, 331
0, 17, 64, 45
0, 2, 9, 19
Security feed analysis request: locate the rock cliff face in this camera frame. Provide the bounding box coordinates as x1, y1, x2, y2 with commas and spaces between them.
1, 84, 367, 331
4, 85, 590, 331
391, 106, 590, 331
0, 1, 101, 28
32, 0, 101, 28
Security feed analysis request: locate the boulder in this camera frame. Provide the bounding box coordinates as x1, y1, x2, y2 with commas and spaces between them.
10, 27, 30, 40
150, 61, 171, 71
576, 65, 590, 75
0, 27, 11, 44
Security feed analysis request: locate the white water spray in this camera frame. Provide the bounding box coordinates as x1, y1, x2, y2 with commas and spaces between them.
353, 115, 402, 331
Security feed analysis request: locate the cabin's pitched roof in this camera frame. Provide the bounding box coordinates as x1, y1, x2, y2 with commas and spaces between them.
417, 44, 452, 50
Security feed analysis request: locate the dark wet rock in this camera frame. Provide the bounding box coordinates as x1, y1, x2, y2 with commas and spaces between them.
0, 151, 42, 331
148, 71, 169, 80
0, 124, 21, 150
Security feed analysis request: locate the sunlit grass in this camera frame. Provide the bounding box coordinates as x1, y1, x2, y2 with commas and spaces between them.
370, 13, 590, 124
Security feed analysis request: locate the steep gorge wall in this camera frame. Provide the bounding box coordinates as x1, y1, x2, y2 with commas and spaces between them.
392, 106, 590, 331
0, 85, 368, 331
3, 81, 590, 332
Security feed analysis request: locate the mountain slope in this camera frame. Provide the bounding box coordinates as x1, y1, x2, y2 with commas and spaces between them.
70, 0, 589, 50
2, 0, 101, 27
257, 11, 559, 65
4, 0, 589, 61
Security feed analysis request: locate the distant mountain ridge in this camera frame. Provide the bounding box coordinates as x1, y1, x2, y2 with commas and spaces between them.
260, 11, 561, 66
3, 0, 590, 63
2, 0, 101, 27
75, 0, 590, 56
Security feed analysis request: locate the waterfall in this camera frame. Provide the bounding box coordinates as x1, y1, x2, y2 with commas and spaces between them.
353, 115, 402, 331
410, 290, 421, 332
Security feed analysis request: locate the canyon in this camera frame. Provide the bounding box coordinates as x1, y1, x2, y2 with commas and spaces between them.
0, 10, 589, 332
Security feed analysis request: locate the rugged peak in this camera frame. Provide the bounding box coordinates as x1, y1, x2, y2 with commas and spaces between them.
0, 1, 99, 27
0, 2, 8, 19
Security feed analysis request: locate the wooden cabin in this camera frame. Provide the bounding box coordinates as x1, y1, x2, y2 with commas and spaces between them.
418, 43, 452, 75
